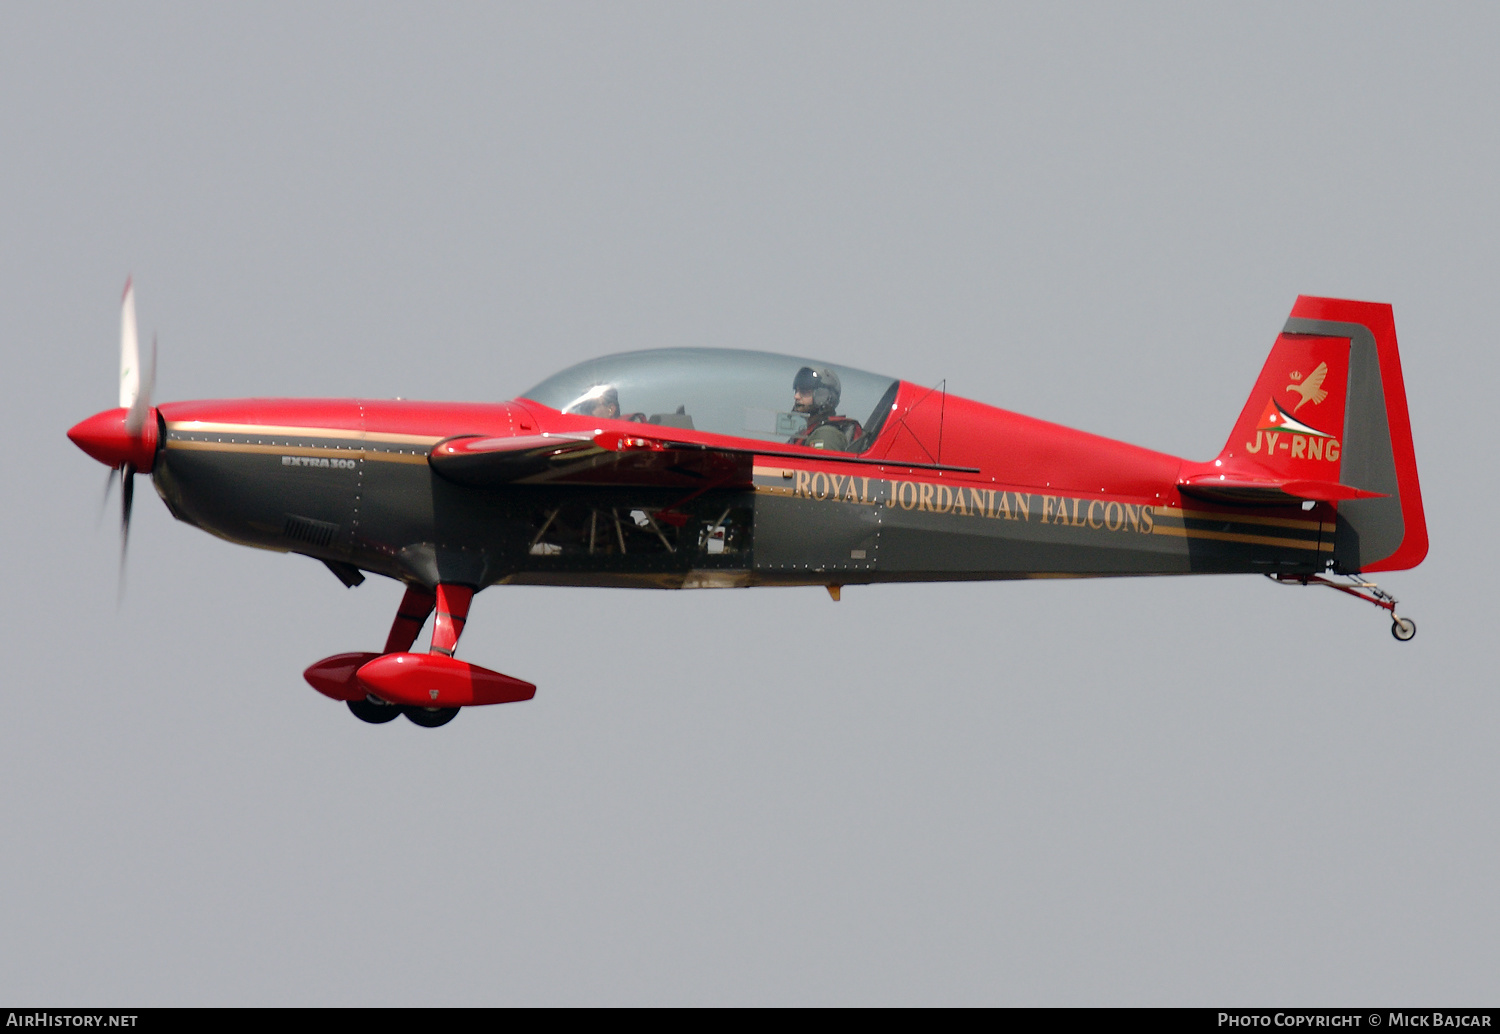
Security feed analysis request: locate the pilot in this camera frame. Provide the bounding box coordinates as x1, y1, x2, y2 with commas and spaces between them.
565, 385, 650, 422
789, 366, 858, 451
567, 385, 622, 419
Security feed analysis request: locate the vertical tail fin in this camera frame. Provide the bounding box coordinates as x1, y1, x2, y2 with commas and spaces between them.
1212, 297, 1427, 573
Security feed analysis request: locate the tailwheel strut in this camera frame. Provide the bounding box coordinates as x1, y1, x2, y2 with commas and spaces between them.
1267, 573, 1416, 641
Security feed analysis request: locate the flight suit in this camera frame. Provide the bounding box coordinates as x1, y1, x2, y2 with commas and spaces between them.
793, 413, 858, 452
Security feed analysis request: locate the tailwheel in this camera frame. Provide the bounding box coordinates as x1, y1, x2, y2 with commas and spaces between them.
1268, 573, 1416, 642
348, 696, 403, 724
405, 706, 460, 728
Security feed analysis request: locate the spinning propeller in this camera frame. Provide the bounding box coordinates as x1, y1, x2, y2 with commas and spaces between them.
68, 279, 160, 578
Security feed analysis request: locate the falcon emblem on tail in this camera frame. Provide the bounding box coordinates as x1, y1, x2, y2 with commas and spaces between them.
1286, 361, 1329, 411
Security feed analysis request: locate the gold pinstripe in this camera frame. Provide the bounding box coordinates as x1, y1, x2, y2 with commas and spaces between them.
165, 421, 442, 446
1168, 507, 1327, 532
1150, 523, 1333, 551
165, 439, 430, 464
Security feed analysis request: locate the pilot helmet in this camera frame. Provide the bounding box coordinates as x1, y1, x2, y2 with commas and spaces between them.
567, 384, 619, 415
794, 366, 841, 412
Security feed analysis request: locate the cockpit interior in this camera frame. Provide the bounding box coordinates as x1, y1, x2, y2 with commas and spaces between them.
521, 348, 900, 454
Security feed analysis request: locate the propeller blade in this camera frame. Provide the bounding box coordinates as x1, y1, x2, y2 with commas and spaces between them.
106, 281, 156, 599
121, 462, 135, 555
98, 467, 118, 526
125, 333, 156, 437
118, 462, 136, 600
119, 278, 140, 411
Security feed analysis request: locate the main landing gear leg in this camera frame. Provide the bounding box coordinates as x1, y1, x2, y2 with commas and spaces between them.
347, 585, 437, 725
401, 583, 472, 728
1268, 573, 1417, 641
384, 585, 437, 653
429, 583, 473, 658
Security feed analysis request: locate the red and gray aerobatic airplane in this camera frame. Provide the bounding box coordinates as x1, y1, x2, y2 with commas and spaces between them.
70, 287, 1427, 728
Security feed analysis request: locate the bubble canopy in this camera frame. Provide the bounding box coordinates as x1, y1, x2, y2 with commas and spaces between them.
520, 348, 900, 453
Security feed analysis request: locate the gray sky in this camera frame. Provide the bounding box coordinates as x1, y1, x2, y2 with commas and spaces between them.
2, 2, 1496, 1005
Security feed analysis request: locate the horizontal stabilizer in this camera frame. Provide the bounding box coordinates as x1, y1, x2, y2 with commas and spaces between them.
1178, 473, 1387, 505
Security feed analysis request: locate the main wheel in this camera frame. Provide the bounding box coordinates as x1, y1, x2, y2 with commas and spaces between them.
348, 697, 403, 724
405, 706, 460, 728
1391, 617, 1417, 642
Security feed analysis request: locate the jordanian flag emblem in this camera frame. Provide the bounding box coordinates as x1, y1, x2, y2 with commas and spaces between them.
1255, 397, 1334, 438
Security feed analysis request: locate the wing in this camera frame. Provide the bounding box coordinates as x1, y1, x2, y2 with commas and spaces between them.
429, 429, 978, 489
428, 431, 748, 488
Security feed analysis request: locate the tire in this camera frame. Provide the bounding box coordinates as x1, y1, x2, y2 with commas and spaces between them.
1391, 617, 1417, 642
348, 697, 403, 724
405, 706, 460, 728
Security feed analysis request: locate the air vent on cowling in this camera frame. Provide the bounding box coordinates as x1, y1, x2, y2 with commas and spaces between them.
283, 514, 339, 548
